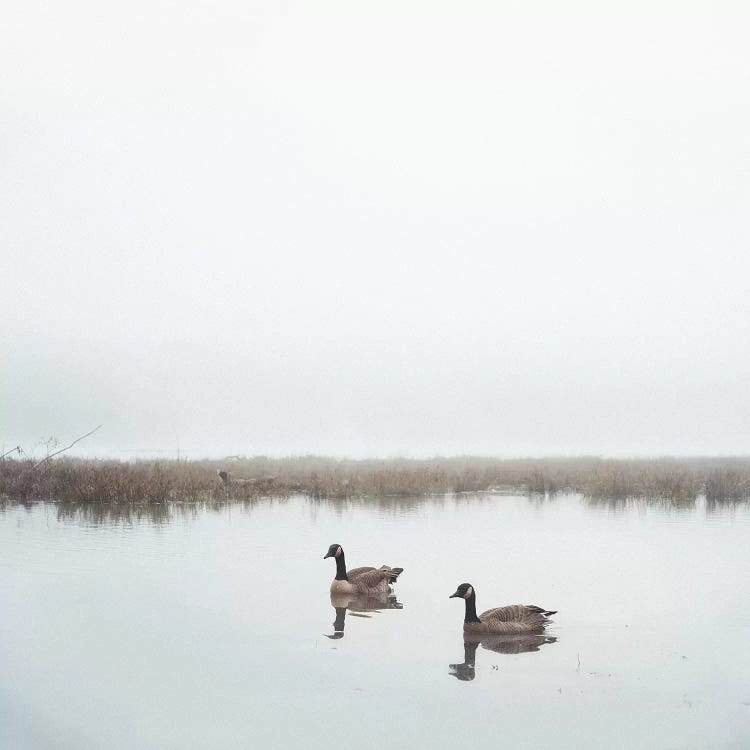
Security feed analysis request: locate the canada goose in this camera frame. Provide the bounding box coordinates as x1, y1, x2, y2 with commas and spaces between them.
323, 544, 403, 596
449, 583, 556, 634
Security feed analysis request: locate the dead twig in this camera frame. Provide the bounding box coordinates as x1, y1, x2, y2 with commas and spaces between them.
32, 425, 102, 469
1, 446, 22, 460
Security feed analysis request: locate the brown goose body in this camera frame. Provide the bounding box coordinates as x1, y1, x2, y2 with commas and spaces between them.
324, 545, 403, 597
450, 583, 556, 635
465, 604, 555, 634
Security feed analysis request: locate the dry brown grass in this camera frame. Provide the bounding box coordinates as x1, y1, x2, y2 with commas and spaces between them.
2, 455, 750, 504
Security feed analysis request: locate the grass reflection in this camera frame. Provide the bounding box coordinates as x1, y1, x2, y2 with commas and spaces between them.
1, 489, 747, 527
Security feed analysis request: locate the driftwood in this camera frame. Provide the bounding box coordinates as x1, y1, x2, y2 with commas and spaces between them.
217, 470, 276, 486
32, 425, 102, 470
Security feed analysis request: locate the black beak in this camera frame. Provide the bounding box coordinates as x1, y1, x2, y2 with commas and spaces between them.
449, 592, 460, 598
324, 552, 332, 559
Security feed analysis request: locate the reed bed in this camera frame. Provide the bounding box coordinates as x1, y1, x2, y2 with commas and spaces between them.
2, 455, 750, 504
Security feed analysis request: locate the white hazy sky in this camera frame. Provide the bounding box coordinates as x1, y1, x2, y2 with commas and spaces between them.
2, 1, 750, 459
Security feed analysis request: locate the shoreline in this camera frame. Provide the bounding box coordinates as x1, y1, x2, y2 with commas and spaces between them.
2, 455, 749, 504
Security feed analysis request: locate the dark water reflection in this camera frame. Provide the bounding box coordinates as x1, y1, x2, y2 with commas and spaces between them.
53, 496, 288, 526
449, 634, 558, 681
327, 593, 403, 639
2, 491, 746, 528
582, 495, 699, 512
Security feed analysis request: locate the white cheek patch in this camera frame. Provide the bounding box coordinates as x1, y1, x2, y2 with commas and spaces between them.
465, 586, 473, 599
335, 546, 342, 558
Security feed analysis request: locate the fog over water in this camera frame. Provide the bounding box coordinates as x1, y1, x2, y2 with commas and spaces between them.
2, 2, 750, 459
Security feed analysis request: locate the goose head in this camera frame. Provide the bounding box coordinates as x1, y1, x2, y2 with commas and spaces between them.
323, 544, 343, 560
449, 583, 475, 599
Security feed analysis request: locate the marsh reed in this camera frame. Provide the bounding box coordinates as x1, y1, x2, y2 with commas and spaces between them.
2, 455, 750, 504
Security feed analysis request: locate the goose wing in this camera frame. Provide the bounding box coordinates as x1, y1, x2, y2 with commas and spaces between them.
480, 604, 531, 622
479, 604, 554, 631
347, 567, 393, 588
346, 566, 376, 580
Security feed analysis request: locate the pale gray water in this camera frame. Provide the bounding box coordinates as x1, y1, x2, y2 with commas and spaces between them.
1, 494, 749, 749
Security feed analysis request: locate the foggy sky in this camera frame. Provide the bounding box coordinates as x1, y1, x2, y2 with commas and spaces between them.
2, 1, 750, 459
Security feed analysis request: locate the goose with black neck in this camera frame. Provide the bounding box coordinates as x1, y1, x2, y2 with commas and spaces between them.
323, 544, 403, 596
449, 583, 557, 634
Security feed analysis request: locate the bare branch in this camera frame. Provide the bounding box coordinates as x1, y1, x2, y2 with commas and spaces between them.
1, 446, 21, 460
32, 425, 102, 469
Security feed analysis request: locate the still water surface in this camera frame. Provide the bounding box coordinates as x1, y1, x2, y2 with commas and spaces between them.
2, 494, 749, 749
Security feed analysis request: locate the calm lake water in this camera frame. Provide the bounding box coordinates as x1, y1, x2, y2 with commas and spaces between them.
2, 493, 749, 749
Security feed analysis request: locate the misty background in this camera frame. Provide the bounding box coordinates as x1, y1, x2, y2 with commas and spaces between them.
2, 1, 749, 459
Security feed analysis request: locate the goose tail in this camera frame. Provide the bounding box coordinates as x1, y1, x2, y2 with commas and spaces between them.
527, 605, 557, 617
382, 565, 404, 583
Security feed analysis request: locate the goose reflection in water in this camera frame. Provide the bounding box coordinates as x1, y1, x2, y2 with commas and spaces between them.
326, 593, 403, 639
449, 633, 558, 681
